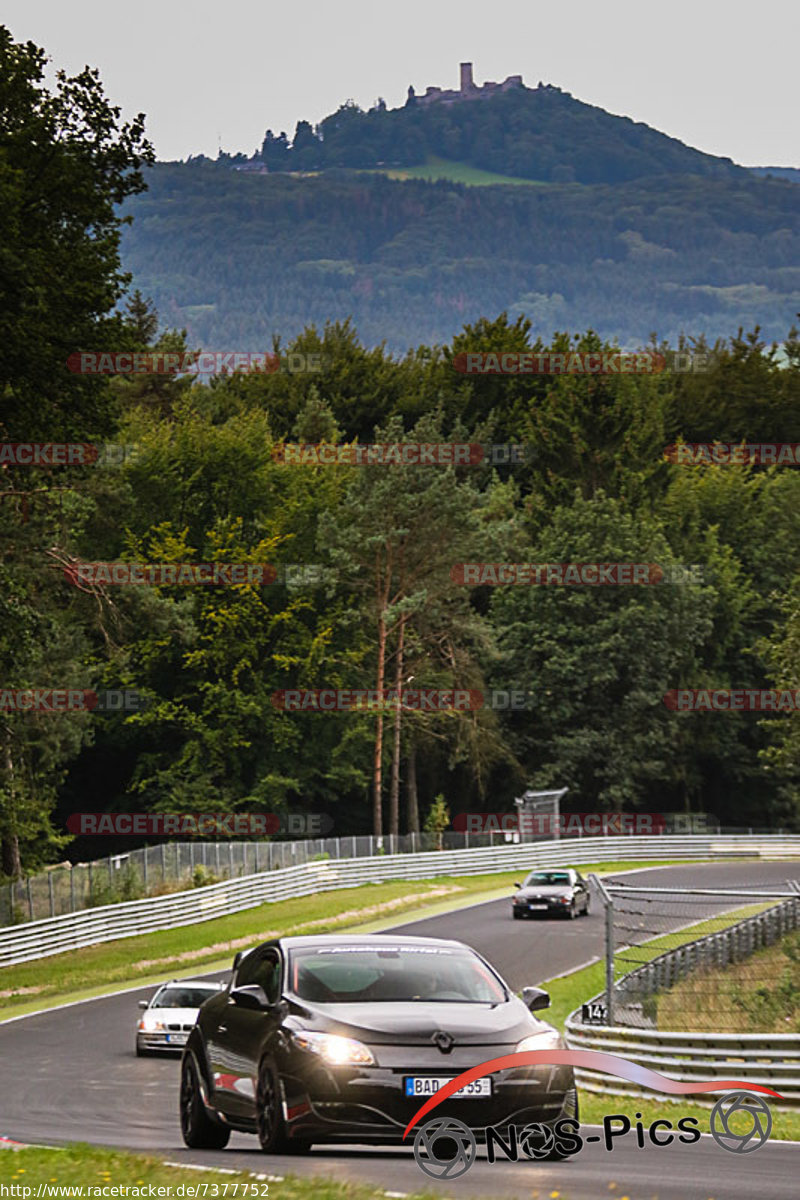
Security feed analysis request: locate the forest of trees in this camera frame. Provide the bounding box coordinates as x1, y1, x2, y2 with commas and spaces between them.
2, 26, 800, 880
120, 163, 800, 354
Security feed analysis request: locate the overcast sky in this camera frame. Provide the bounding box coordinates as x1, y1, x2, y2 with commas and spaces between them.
4, 0, 798, 167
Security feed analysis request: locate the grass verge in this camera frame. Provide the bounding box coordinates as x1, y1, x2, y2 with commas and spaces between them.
0, 1144, 437, 1199
0, 859, 688, 1018
656, 928, 800, 1033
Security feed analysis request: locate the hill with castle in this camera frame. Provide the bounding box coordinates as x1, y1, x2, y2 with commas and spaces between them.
120, 62, 799, 355
241, 62, 744, 185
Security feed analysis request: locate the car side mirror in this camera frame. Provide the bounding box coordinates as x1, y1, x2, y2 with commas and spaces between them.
521, 986, 551, 1012
230, 984, 270, 1011
138, 999, 149, 1010
514, 882, 521, 889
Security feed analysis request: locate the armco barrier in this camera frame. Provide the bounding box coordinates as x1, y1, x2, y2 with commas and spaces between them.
565, 1020, 800, 1106
1, 835, 799, 969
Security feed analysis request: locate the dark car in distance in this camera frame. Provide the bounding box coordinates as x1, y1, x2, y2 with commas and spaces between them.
179, 934, 577, 1154
512, 868, 591, 919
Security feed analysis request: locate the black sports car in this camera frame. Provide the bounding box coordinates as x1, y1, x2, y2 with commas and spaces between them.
512, 868, 591, 919
179, 933, 576, 1153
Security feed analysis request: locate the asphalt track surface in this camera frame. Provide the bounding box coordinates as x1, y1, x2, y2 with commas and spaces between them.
1, 862, 798, 1199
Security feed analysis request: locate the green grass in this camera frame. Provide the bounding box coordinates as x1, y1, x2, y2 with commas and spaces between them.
656, 928, 800, 1033
360, 156, 550, 187
576, 1092, 800, 1141
0, 1144, 439, 1199
0, 859, 689, 1018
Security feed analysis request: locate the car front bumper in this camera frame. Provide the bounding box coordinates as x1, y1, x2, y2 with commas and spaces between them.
279, 1056, 576, 1143
137, 1031, 189, 1052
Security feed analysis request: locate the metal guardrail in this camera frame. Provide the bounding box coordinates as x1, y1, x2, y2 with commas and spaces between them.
565, 894, 800, 1105
1, 834, 799, 969
565, 1021, 800, 1106
5, 823, 795, 926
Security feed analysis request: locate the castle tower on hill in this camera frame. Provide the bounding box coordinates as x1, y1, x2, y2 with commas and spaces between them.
414, 63, 524, 107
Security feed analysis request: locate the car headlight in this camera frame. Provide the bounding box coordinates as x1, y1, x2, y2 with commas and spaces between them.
515, 1028, 564, 1053
292, 1031, 375, 1066
138, 1019, 166, 1031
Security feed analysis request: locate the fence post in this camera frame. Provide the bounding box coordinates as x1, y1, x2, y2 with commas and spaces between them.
590, 874, 614, 1026
48, 871, 55, 918
160, 842, 167, 882
26, 877, 33, 921
70, 867, 75, 913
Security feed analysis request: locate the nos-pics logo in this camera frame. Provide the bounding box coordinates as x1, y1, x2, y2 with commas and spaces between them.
412, 1092, 773, 1180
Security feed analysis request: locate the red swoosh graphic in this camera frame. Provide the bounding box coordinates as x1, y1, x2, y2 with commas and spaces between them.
401, 1049, 784, 1139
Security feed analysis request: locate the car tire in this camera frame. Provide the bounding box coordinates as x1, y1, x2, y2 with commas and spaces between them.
568, 901, 577, 919
135, 1041, 150, 1057
513, 909, 524, 919
581, 897, 591, 916
256, 1059, 296, 1154
180, 1055, 230, 1150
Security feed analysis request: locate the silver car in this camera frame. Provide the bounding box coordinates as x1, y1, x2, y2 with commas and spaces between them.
136, 979, 223, 1056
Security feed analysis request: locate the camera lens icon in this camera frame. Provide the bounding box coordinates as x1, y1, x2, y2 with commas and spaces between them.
413, 1116, 477, 1179
710, 1091, 772, 1154
518, 1121, 557, 1159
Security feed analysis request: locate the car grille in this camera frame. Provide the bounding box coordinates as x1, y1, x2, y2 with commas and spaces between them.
167, 1023, 194, 1031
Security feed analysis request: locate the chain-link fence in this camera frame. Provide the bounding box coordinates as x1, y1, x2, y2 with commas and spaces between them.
0, 829, 524, 926
3, 822, 797, 928
592, 876, 800, 1031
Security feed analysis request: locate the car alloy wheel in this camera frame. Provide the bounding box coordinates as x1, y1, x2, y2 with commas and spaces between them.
180, 1055, 230, 1150
256, 1059, 313, 1154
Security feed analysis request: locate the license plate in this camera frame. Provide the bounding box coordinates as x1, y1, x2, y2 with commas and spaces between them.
529, 904, 549, 910
404, 1077, 492, 1098
166, 1033, 187, 1045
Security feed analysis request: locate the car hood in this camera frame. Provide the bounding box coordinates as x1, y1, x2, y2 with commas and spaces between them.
140, 1006, 199, 1025
517, 885, 571, 898
291, 997, 545, 1045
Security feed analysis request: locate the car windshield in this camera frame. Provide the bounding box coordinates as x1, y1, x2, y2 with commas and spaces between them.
288, 945, 507, 1004
152, 986, 218, 1009
524, 872, 572, 886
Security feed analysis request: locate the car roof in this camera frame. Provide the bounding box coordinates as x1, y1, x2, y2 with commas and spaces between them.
272, 934, 470, 951
158, 978, 222, 988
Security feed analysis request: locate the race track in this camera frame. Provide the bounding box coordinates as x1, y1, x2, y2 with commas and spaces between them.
1, 862, 798, 1199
